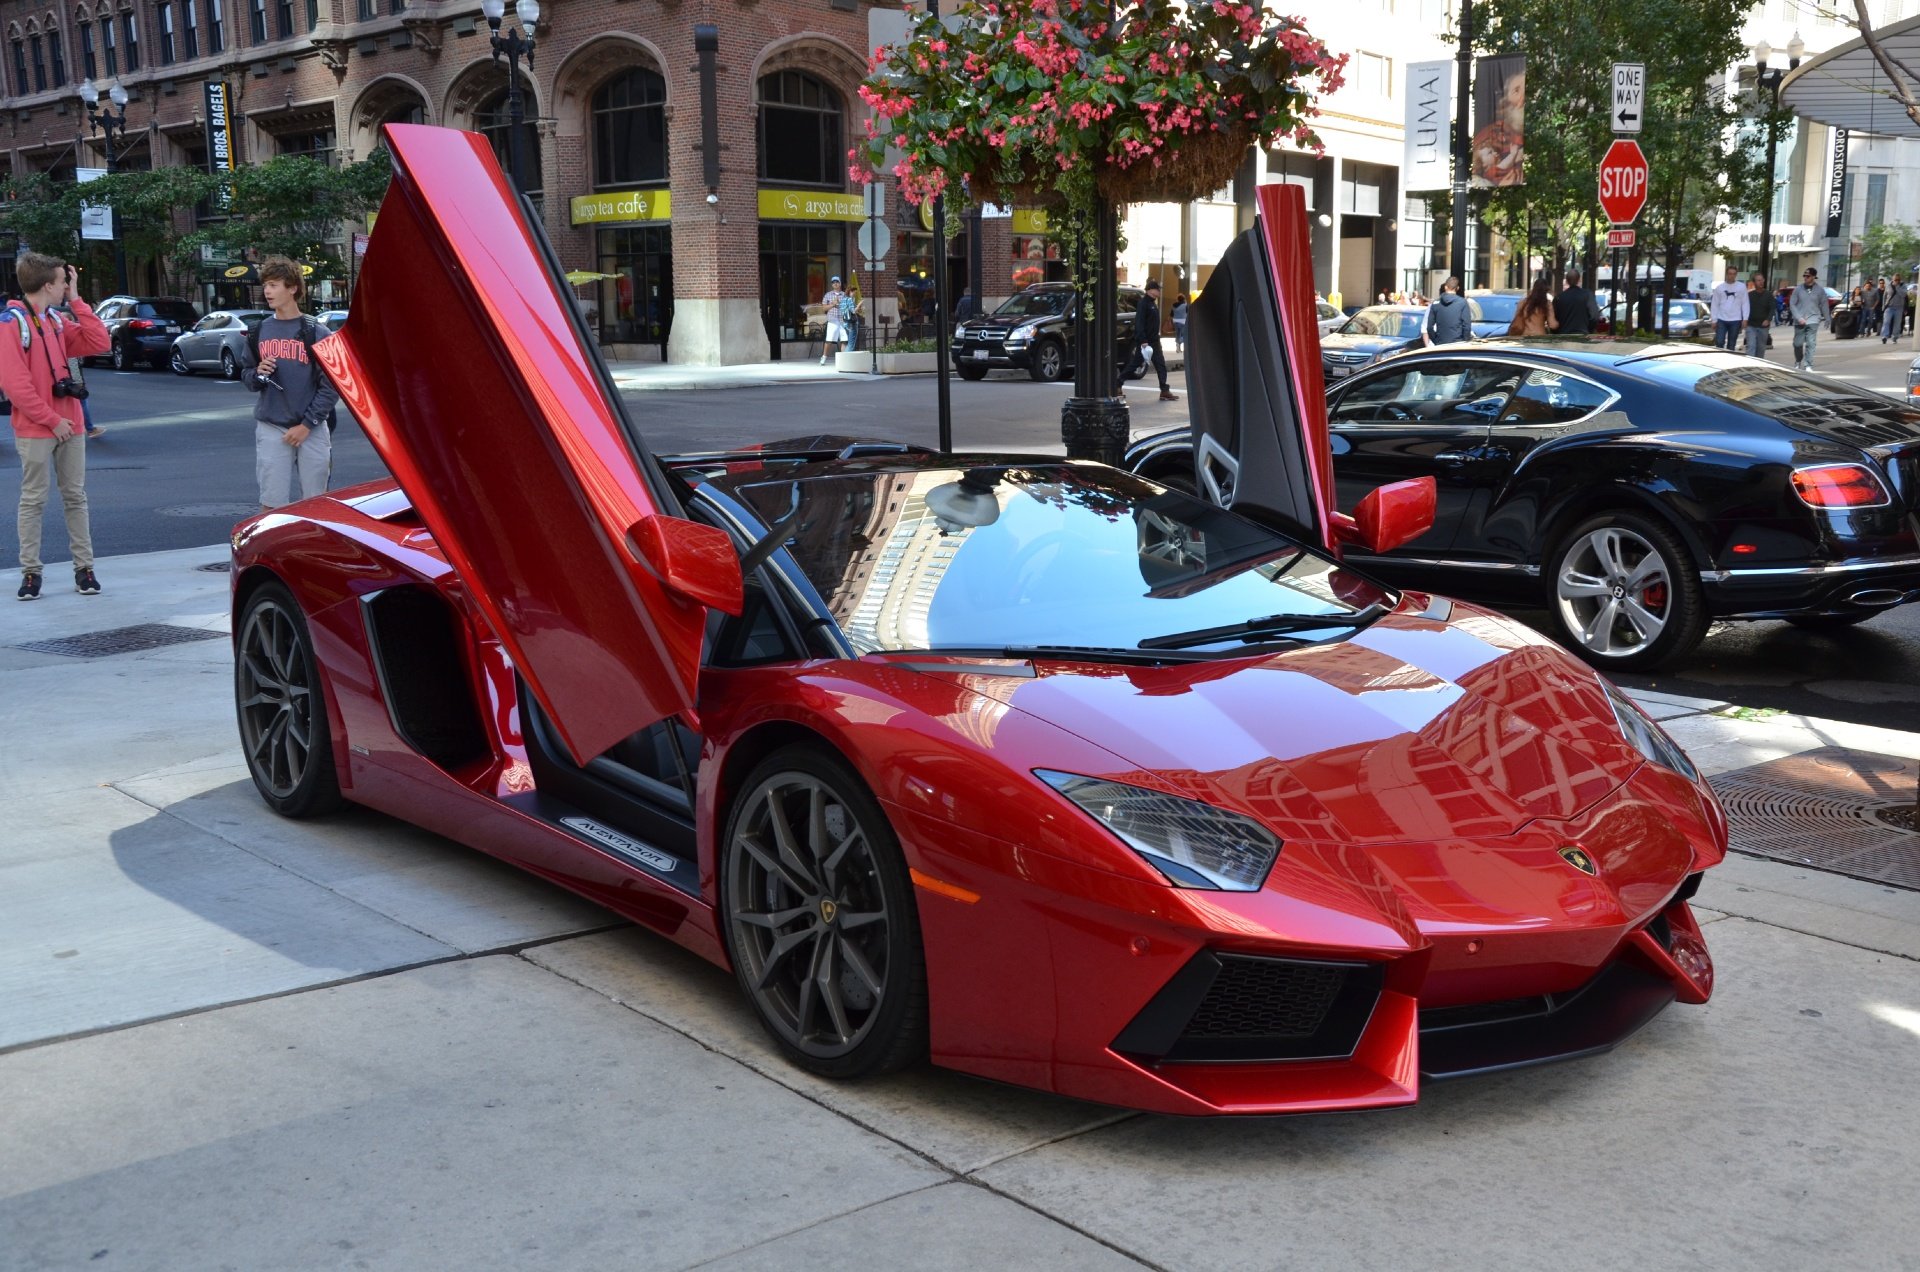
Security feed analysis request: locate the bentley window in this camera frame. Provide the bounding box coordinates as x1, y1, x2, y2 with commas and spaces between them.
1497, 369, 1615, 425
1332, 362, 1523, 425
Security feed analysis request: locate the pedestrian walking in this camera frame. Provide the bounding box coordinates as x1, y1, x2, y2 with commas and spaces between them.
1744, 273, 1772, 358
1171, 292, 1188, 353
1885, 275, 1909, 344
1130, 279, 1176, 401
1506, 276, 1559, 338
1422, 276, 1473, 346
1708, 266, 1747, 351
1789, 268, 1829, 371
1863, 278, 1884, 336
3, 253, 110, 601
243, 256, 340, 512
1553, 270, 1602, 335
819, 275, 849, 364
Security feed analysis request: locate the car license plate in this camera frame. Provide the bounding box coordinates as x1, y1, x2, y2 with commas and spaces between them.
1329, 365, 1351, 377
164, 325, 178, 333
970, 349, 989, 360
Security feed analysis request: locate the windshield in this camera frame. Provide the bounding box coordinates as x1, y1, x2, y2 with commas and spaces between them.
715, 464, 1390, 656
1339, 308, 1416, 338
992, 290, 1072, 320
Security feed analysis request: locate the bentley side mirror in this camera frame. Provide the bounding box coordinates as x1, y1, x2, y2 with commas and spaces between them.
628, 515, 745, 616
1340, 477, 1437, 555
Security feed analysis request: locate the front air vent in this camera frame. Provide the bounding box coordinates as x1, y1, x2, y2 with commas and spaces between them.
1114, 952, 1384, 1064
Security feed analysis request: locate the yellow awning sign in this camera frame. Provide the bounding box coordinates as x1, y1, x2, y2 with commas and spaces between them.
759, 188, 866, 223
1012, 208, 1050, 235
571, 188, 672, 227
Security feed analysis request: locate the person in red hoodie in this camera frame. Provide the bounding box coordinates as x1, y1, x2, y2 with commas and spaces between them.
4, 252, 110, 600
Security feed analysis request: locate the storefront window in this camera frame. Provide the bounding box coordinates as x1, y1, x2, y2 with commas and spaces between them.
593, 67, 667, 188
759, 222, 843, 356
757, 70, 842, 188
477, 87, 542, 199
1011, 234, 1064, 289
596, 224, 673, 349
900, 230, 935, 333
280, 128, 336, 167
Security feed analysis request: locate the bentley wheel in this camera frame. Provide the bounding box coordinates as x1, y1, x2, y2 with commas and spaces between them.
1028, 339, 1066, 382
235, 581, 343, 818
170, 348, 192, 376
221, 349, 239, 380
956, 364, 989, 381
722, 745, 926, 1079
1547, 511, 1705, 671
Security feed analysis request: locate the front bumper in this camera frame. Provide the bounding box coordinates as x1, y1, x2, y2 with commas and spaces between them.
954, 338, 1029, 370
1703, 551, 1920, 619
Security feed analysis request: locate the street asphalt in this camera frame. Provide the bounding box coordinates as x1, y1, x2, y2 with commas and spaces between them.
1, 546, 1917, 1271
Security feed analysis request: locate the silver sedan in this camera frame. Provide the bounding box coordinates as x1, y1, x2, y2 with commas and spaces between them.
169, 309, 272, 379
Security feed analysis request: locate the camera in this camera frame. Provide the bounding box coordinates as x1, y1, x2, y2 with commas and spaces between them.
51, 377, 89, 401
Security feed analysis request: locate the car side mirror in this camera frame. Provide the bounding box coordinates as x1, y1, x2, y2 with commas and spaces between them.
628, 515, 745, 617
1342, 477, 1436, 555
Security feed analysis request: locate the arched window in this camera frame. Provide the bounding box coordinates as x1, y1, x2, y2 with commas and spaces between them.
592, 67, 666, 188
383, 100, 424, 127
49, 24, 64, 82
757, 70, 842, 188
476, 86, 542, 197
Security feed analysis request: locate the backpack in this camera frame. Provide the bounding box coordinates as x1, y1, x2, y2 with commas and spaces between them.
248, 314, 339, 431
0, 305, 65, 418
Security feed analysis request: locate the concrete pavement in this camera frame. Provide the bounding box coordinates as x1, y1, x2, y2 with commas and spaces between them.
2, 541, 1918, 1270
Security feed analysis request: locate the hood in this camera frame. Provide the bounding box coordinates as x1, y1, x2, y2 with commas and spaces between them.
1322, 332, 1410, 355
991, 605, 1646, 847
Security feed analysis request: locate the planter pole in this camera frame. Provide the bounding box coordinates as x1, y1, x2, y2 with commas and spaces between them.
929, 0, 954, 453
1061, 196, 1129, 463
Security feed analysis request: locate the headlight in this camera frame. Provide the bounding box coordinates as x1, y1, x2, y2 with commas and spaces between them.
1005, 327, 1032, 345
1037, 771, 1282, 891
1603, 681, 1700, 782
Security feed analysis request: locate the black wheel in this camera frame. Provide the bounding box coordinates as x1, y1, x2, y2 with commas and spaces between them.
169, 347, 192, 376
1028, 338, 1067, 382
721, 745, 927, 1079
221, 348, 239, 380
1546, 510, 1706, 671
110, 340, 128, 371
1786, 612, 1876, 631
956, 363, 989, 381
235, 581, 343, 818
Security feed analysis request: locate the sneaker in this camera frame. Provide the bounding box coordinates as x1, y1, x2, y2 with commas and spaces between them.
1159, 390, 1179, 401
85, 426, 105, 439
74, 567, 100, 595
16, 572, 41, 601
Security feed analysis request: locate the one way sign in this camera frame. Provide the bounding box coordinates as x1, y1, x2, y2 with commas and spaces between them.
1612, 62, 1645, 134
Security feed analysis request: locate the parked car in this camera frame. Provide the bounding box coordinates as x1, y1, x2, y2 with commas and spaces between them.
1663, 298, 1712, 339
1467, 289, 1523, 339
91, 296, 201, 370
1319, 301, 1485, 381
1129, 339, 1920, 670
232, 125, 1723, 1115
169, 309, 272, 378
1313, 296, 1345, 334
953, 280, 1143, 381
317, 309, 350, 333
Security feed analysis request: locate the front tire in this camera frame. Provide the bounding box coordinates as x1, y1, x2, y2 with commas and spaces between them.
721, 744, 927, 1080
1546, 511, 1706, 671
221, 348, 239, 380
235, 581, 343, 818
1027, 338, 1067, 382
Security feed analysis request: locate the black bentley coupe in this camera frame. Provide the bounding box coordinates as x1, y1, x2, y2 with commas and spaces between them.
1129, 341, 1920, 670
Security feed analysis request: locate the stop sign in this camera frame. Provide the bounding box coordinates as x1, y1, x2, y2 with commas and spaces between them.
1598, 140, 1649, 225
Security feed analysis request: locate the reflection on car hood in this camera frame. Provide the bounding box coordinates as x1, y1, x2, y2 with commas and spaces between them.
1321, 333, 1408, 355
987, 603, 1648, 846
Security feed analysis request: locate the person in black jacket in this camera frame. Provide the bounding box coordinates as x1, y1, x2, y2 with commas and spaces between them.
1743, 273, 1772, 358
1552, 269, 1602, 335
1130, 280, 1176, 401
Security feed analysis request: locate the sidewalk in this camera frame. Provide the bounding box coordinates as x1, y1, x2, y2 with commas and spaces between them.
605, 338, 1187, 392
2, 544, 1917, 1270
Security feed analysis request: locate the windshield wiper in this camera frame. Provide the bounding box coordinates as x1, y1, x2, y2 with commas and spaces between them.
911, 644, 1217, 665
1137, 603, 1386, 651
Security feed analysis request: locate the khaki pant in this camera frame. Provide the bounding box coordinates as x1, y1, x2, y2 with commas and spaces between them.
14, 432, 92, 574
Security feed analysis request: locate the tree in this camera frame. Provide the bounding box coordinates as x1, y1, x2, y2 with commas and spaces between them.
1860, 222, 1920, 280
185, 151, 392, 282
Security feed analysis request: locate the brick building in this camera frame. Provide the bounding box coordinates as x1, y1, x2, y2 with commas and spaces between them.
0, 0, 1050, 363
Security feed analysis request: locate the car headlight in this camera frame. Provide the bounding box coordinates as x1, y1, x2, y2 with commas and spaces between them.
1036, 771, 1282, 891
1603, 681, 1700, 782
1005, 326, 1032, 345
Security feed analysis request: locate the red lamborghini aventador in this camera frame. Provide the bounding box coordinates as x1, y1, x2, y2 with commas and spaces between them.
230, 125, 1723, 1115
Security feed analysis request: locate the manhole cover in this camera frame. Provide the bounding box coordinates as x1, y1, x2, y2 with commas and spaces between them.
158, 503, 259, 518
1710, 746, 1920, 890
13, 623, 226, 659
195, 561, 233, 572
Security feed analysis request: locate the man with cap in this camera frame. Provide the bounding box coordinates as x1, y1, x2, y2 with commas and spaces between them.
821, 275, 850, 364
1130, 279, 1177, 402
1788, 267, 1830, 371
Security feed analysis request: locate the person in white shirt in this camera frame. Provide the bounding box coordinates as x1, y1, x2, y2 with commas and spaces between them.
1708, 266, 1747, 351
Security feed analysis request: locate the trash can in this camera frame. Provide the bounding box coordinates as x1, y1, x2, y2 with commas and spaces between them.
1832, 306, 1860, 339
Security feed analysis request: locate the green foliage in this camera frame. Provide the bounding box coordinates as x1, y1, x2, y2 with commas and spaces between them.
881, 336, 939, 353
1859, 222, 1920, 279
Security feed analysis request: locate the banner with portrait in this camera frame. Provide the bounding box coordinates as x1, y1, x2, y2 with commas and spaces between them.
1471, 55, 1527, 188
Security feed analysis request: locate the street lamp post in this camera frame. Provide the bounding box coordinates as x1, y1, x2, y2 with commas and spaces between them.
1751, 32, 1803, 292
482, 0, 540, 193
77, 78, 131, 295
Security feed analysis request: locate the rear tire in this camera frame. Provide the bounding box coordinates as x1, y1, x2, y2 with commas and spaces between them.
169, 347, 192, 376
1545, 511, 1706, 671
721, 744, 927, 1080
110, 341, 128, 371
235, 581, 344, 819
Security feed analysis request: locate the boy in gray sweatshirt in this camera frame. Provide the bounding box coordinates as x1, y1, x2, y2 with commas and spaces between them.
243, 255, 341, 511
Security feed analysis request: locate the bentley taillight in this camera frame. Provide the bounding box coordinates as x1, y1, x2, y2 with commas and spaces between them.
1790, 463, 1892, 509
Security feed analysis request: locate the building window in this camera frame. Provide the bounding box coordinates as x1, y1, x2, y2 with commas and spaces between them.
1866, 172, 1888, 229
276, 0, 291, 38
306, 0, 316, 28
476, 87, 541, 197
280, 127, 337, 166
30, 35, 46, 91
356, 0, 373, 19
593, 67, 667, 188
757, 70, 843, 188
390, 0, 406, 12
49, 29, 64, 83
182, 0, 198, 55
159, 2, 175, 62
249, 0, 265, 43
121, 13, 138, 71
101, 16, 115, 74
80, 21, 95, 78
209, 0, 223, 53
10, 41, 26, 96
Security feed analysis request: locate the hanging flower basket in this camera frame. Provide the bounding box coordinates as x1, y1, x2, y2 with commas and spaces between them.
856, 0, 1345, 238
